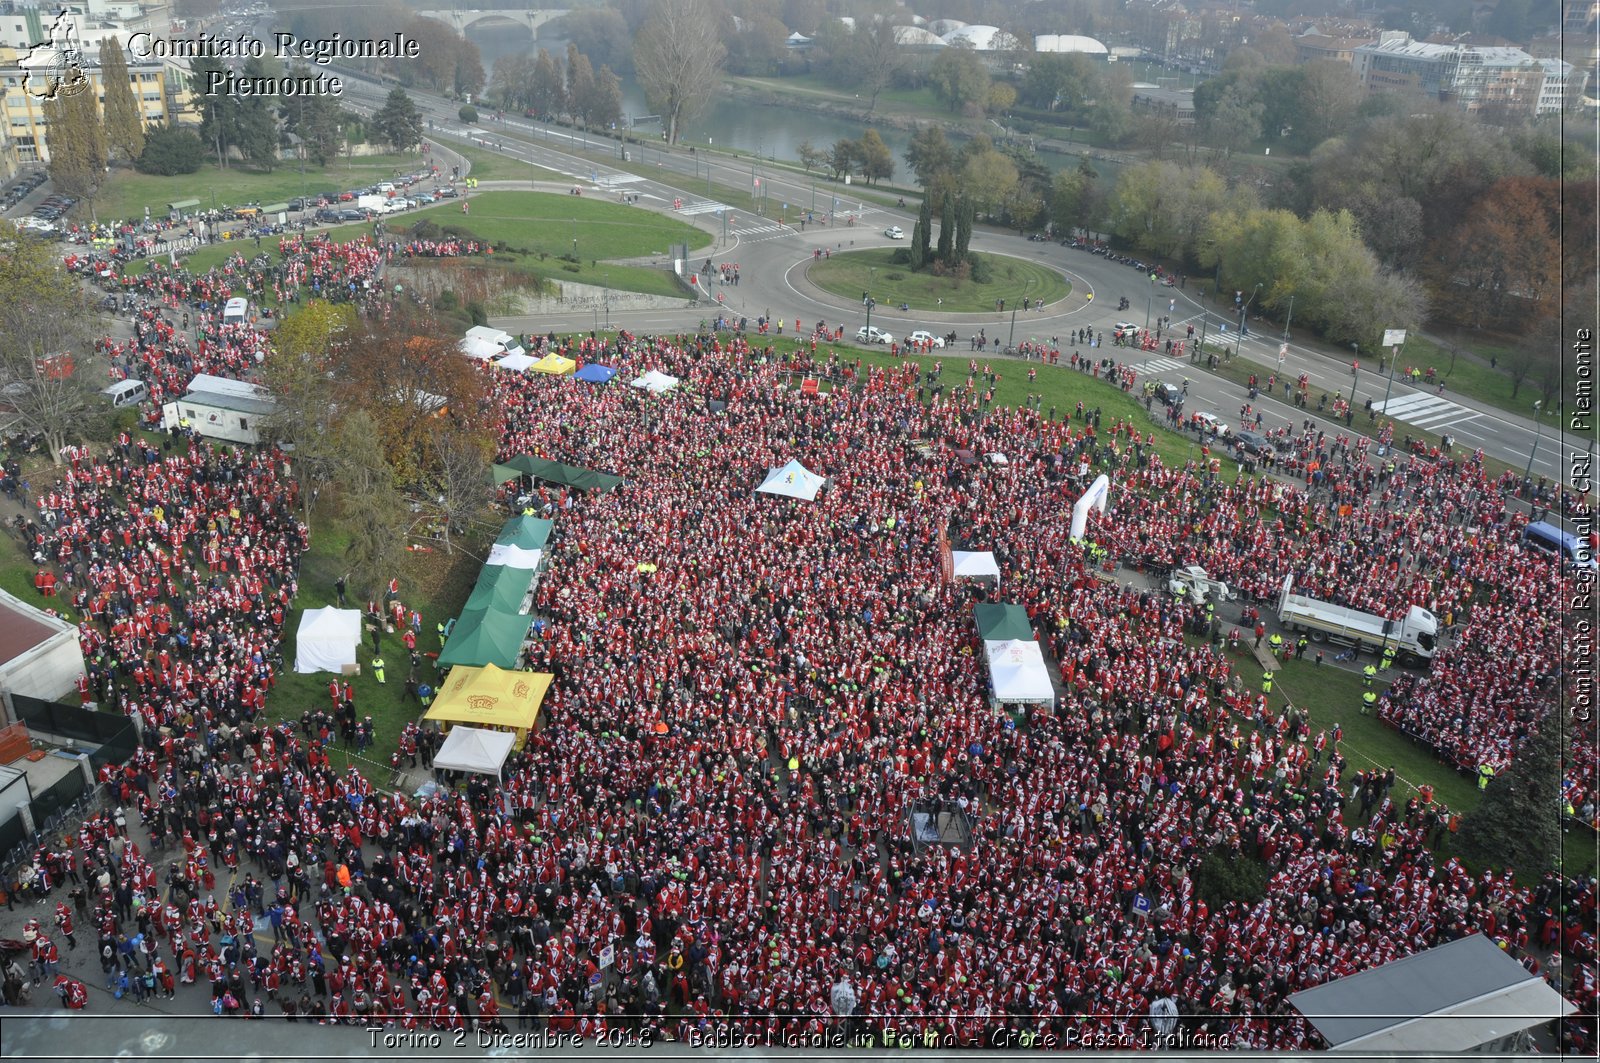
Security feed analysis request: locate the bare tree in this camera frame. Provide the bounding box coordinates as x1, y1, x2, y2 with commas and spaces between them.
413, 431, 494, 555
0, 239, 98, 462
634, 0, 726, 144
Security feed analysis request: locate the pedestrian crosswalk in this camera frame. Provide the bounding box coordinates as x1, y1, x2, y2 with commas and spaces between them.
1372, 393, 1477, 429
730, 221, 794, 242
677, 199, 729, 216
1126, 355, 1189, 377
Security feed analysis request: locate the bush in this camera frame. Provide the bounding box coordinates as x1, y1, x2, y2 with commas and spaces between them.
459, 105, 479, 124
968, 254, 991, 284
465, 301, 488, 326
135, 124, 204, 175
436, 289, 459, 311
885, 271, 905, 281
1190, 848, 1271, 910
887, 248, 913, 266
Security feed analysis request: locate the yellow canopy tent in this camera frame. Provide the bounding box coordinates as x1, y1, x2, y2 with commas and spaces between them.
530, 353, 577, 376
425, 662, 553, 746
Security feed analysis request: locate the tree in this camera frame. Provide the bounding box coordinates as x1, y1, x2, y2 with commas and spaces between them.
530, 49, 566, 117
905, 125, 957, 189
856, 16, 905, 113
1050, 163, 1094, 235
723, 11, 790, 77
413, 429, 494, 556
856, 128, 894, 185
98, 37, 145, 164
1202, 81, 1264, 158
913, 196, 932, 267
928, 47, 989, 113
954, 195, 974, 263
260, 300, 356, 521
279, 84, 345, 166
634, 0, 726, 144
190, 55, 237, 167
961, 149, 1020, 219
1294, 60, 1362, 149
565, 43, 596, 127
0, 238, 98, 463
985, 82, 1017, 116
796, 140, 827, 173
1456, 709, 1565, 874
372, 88, 424, 152
233, 57, 280, 169
936, 191, 954, 263
1020, 52, 1095, 112
827, 138, 855, 181
587, 66, 625, 132
135, 124, 204, 175
554, 6, 635, 75
489, 53, 536, 112
335, 411, 410, 598
44, 79, 107, 200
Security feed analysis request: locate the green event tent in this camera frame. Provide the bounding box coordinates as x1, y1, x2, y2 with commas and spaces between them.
496, 516, 553, 550
437, 608, 532, 669
503, 454, 624, 493
974, 603, 1033, 642
463, 567, 536, 614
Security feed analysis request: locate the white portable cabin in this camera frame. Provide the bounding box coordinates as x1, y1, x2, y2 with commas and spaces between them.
162, 373, 276, 445
464, 325, 524, 358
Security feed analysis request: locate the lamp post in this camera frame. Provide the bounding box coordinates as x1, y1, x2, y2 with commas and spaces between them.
571, 218, 577, 262
1195, 312, 1207, 364
865, 267, 877, 338
1144, 293, 1152, 331
1234, 282, 1261, 360
603, 272, 610, 329
1525, 400, 1544, 482
1008, 278, 1035, 350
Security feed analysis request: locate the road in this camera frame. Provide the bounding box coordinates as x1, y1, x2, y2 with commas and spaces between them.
188, 37, 1600, 492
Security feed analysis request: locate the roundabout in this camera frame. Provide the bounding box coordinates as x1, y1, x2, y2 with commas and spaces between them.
804, 247, 1071, 315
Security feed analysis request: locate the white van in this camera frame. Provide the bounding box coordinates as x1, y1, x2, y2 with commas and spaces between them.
101, 379, 147, 408
222, 297, 250, 325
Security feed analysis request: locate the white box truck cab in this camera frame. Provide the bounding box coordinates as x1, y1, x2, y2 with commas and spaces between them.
222, 297, 250, 326
1277, 574, 1437, 665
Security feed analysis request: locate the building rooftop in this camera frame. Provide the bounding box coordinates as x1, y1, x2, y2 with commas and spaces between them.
182, 373, 277, 416
0, 589, 74, 669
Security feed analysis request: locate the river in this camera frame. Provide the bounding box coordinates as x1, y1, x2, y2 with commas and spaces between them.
468, 29, 1113, 182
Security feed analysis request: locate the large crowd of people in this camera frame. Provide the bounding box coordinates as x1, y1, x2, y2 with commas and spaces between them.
0, 233, 1593, 1054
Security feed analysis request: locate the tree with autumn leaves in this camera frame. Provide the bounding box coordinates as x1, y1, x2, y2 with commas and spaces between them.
263, 303, 497, 592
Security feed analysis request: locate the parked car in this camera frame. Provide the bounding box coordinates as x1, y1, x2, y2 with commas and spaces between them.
906, 330, 945, 349
336, 208, 366, 222
884, 225, 904, 240
856, 325, 894, 345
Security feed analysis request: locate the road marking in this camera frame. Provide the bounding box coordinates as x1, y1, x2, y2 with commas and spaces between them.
1128, 356, 1188, 375
1373, 393, 1475, 428
678, 200, 729, 216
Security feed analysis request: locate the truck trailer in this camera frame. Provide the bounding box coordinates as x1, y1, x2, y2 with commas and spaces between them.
1276, 574, 1437, 665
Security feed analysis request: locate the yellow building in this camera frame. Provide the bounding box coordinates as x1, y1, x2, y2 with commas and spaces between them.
0, 44, 187, 164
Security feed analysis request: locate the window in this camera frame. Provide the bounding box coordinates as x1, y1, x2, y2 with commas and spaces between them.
238, 417, 249, 431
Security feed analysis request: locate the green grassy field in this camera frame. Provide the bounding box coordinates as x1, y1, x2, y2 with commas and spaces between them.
409, 190, 709, 260
1402, 334, 1574, 419
807, 248, 1072, 315
90, 153, 434, 222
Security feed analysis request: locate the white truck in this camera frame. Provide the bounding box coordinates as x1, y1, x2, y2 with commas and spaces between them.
1168, 565, 1235, 605
356, 194, 392, 215
1276, 574, 1437, 665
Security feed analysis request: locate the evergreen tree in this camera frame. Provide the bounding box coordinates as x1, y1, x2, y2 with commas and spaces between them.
954, 195, 974, 264
234, 57, 279, 169
44, 81, 106, 201
916, 197, 933, 265
191, 55, 238, 167
98, 37, 145, 164
371, 88, 424, 152
936, 192, 954, 264
1457, 710, 1564, 874
135, 124, 204, 175
909, 215, 926, 269
280, 72, 345, 166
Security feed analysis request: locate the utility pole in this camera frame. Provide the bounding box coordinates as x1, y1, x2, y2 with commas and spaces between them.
1525, 401, 1544, 481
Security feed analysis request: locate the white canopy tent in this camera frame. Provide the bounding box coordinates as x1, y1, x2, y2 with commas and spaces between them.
494, 352, 536, 372
459, 336, 503, 361
292, 607, 362, 674
430, 725, 517, 781
985, 639, 1056, 705
951, 550, 1001, 580
756, 459, 826, 502
630, 370, 680, 394
485, 543, 543, 570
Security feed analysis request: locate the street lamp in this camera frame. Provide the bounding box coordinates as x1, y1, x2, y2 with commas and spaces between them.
1525, 400, 1544, 482
603, 272, 610, 329
865, 267, 877, 338
1234, 282, 1261, 360
1008, 278, 1036, 350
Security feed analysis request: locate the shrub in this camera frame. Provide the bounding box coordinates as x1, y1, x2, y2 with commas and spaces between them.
436, 289, 460, 311
465, 301, 488, 326
887, 248, 913, 266
885, 271, 905, 281
1190, 848, 1271, 910
459, 105, 479, 124
135, 125, 204, 175
968, 254, 991, 284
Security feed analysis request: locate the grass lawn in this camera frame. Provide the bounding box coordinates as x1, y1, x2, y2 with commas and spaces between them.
90, 153, 434, 222
264, 513, 483, 774
406, 190, 709, 259
808, 249, 1072, 315
1403, 334, 1573, 419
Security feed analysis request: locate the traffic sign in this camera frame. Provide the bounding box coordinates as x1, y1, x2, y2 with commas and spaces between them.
1382, 328, 1407, 347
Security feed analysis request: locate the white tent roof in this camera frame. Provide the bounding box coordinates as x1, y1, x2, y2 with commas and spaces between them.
630, 369, 680, 394
430, 725, 517, 780
494, 352, 536, 372
292, 607, 362, 674
459, 336, 503, 361
756, 459, 826, 501
485, 543, 543, 570
951, 550, 1001, 579
985, 638, 1055, 704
